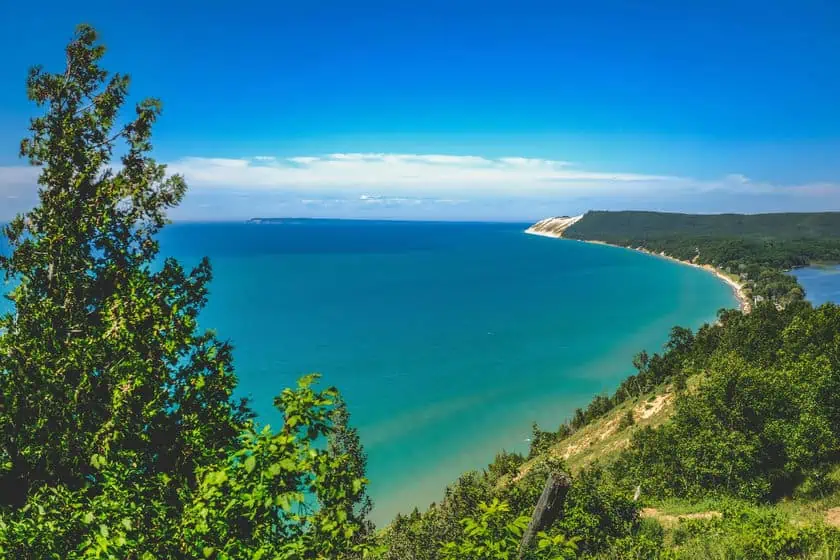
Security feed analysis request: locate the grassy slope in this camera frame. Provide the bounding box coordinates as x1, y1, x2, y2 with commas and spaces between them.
515, 375, 840, 543
524, 383, 678, 476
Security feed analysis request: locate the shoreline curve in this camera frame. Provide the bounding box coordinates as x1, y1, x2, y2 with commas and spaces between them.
524, 226, 751, 314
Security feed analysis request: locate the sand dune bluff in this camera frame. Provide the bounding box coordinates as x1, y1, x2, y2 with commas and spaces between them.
525, 215, 583, 238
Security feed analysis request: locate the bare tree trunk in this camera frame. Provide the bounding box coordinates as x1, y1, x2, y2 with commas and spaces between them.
518, 471, 572, 559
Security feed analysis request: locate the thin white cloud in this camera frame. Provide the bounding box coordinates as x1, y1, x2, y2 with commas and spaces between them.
186, 157, 251, 169
165, 153, 680, 197
1, 153, 839, 220
288, 156, 320, 165
161, 153, 840, 202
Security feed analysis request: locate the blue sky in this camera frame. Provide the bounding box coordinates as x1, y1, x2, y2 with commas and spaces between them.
0, 0, 838, 220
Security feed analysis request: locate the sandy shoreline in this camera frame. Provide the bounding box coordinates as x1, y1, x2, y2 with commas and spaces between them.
524, 228, 752, 314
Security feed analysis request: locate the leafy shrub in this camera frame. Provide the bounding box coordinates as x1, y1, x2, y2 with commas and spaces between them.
555, 467, 639, 556
440, 499, 578, 560
613, 308, 840, 503
658, 502, 840, 560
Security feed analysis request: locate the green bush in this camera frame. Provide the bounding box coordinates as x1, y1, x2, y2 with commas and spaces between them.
656, 502, 840, 560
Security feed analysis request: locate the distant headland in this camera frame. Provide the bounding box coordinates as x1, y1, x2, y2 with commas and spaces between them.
526, 210, 840, 313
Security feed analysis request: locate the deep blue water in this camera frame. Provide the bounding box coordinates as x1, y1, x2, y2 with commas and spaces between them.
791, 265, 840, 305
0, 220, 737, 524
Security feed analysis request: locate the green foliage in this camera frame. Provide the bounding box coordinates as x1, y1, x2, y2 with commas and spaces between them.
0, 26, 373, 558
439, 499, 578, 560
180, 374, 373, 559
554, 466, 639, 556
381, 456, 639, 559
530, 423, 563, 459
613, 304, 840, 503
0, 375, 375, 558
605, 517, 665, 559
439, 499, 530, 559
659, 502, 840, 560
0, 23, 246, 510
487, 450, 527, 485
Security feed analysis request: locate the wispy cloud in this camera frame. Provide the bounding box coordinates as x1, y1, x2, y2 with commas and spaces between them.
1, 153, 839, 220
164, 154, 840, 200
165, 153, 679, 196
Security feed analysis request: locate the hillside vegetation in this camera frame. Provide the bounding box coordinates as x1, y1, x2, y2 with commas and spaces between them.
564, 210, 840, 241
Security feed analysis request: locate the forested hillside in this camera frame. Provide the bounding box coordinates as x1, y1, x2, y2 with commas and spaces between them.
565, 210, 840, 241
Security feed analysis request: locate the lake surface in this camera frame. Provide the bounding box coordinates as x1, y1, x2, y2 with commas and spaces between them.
157, 220, 735, 524
0, 220, 737, 524
791, 265, 840, 305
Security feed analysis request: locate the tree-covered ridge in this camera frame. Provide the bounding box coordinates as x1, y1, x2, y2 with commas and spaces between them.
612, 304, 840, 503
562, 210, 840, 306
565, 210, 840, 241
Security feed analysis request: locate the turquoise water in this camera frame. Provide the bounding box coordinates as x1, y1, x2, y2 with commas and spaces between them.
155, 220, 735, 524
792, 265, 840, 305
0, 220, 736, 524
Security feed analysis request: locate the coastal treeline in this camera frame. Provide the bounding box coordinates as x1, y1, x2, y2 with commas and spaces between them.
564, 210, 840, 306
3, 26, 840, 559
565, 210, 840, 241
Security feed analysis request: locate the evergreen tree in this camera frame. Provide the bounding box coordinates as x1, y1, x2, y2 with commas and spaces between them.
0, 25, 372, 558
0, 21, 249, 510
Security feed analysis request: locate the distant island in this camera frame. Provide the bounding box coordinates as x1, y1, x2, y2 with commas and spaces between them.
247, 217, 319, 224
